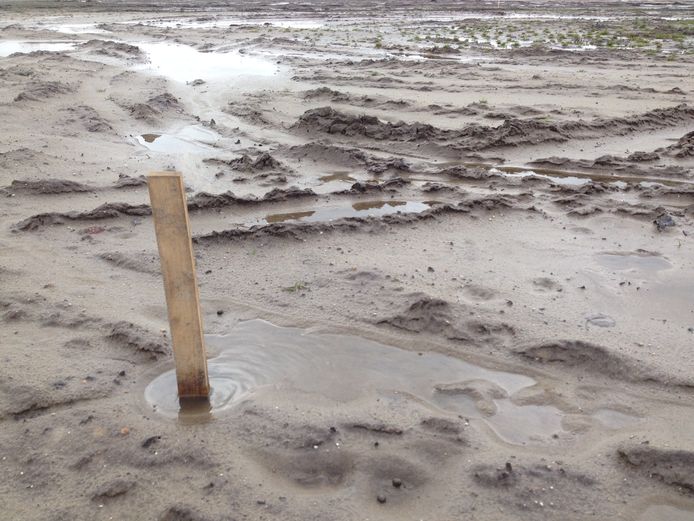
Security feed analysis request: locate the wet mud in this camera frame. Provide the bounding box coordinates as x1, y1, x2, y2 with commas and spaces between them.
1, 0, 693, 520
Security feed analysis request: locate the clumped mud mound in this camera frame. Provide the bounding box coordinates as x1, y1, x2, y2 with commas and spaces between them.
62, 105, 114, 133
377, 295, 514, 344
665, 130, 694, 158
128, 92, 183, 121
516, 340, 640, 380
204, 152, 287, 172
80, 39, 143, 59
13, 80, 73, 102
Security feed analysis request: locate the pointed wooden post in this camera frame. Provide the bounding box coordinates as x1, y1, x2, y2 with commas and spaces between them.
147, 172, 210, 400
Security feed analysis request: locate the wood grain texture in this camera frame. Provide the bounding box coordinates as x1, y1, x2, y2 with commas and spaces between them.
147, 172, 210, 398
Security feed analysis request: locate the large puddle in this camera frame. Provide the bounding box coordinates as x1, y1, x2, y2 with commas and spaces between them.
135, 125, 220, 154
490, 168, 592, 187
0, 40, 77, 57
128, 18, 325, 30
135, 42, 280, 83
256, 200, 434, 225
145, 320, 564, 444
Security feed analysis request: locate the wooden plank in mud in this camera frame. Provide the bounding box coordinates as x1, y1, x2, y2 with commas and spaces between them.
147, 171, 210, 399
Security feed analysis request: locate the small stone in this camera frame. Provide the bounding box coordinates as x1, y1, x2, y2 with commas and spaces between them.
653, 213, 675, 232
392, 478, 402, 488
216, 310, 224, 316
377, 494, 387, 504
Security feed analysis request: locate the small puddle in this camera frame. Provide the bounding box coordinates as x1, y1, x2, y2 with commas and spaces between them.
319, 172, 358, 184
497, 165, 693, 188
596, 251, 672, 273
44, 23, 108, 34
257, 200, 433, 225
145, 320, 564, 444
136, 125, 219, 154
0, 40, 77, 57
592, 409, 640, 430
491, 168, 591, 187
135, 42, 280, 83
638, 503, 694, 521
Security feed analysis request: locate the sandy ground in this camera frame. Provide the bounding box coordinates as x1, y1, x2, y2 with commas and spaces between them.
1, 1, 694, 520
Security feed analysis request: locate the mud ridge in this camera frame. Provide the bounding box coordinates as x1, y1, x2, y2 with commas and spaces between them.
13, 203, 152, 232
516, 340, 693, 386
292, 105, 694, 150
187, 187, 317, 210
194, 196, 535, 243
5, 179, 93, 195
618, 445, 694, 494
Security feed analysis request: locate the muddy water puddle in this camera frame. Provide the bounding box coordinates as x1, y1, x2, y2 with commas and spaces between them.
0, 40, 78, 57
254, 200, 434, 225
135, 42, 280, 83
135, 125, 220, 154
145, 320, 639, 445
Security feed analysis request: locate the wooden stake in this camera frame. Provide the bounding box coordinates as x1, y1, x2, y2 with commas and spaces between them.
148, 172, 210, 399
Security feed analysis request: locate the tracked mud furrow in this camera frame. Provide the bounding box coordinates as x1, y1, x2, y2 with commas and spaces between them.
292, 104, 694, 150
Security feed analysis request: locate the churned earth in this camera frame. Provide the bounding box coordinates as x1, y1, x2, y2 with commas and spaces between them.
1, 0, 693, 520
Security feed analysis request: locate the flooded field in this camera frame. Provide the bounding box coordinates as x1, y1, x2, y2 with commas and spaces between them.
1, 0, 693, 520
